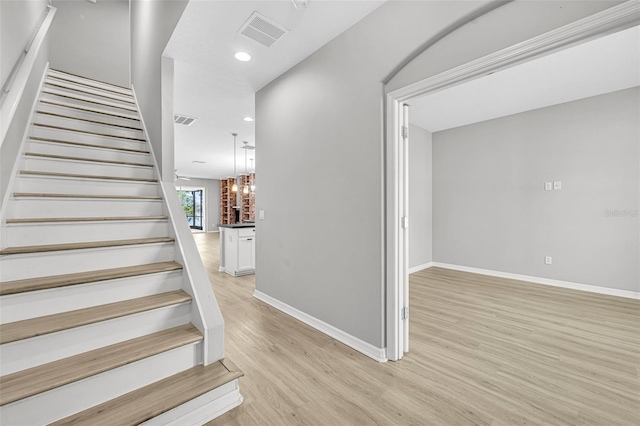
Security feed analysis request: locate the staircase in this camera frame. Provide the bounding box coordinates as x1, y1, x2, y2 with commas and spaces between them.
0, 69, 242, 425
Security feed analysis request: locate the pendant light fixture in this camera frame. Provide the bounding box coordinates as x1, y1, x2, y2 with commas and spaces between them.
242, 141, 250, 194
231, 133, 238, 192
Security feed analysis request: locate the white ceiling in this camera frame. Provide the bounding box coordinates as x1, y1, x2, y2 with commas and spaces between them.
165, 0, 385, 180
409, 25, 640, 133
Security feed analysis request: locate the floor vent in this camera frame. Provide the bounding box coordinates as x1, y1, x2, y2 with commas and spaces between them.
239, 12, 289, 47
174, 114, 197, 126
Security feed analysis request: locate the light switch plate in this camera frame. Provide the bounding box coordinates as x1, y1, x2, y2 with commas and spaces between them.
259, 210, 265, 220
553, 181, 562, 190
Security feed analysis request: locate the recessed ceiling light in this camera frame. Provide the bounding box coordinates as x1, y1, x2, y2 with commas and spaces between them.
244, 117, 254, 122
234, 52, 251, 62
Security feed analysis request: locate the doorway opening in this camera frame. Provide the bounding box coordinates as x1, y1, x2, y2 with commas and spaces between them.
385, 3, 639, 361
178, 188, 205, 232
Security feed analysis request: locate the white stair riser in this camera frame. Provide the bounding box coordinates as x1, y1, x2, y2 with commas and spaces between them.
17, 175, 159, 196
24, 156, 154, 179
143, 380, 241, 426
12, 198, 163, 219
0, 242, 175, 281
41, 93, 139, 117
0, 342, 202, 426
0, 270, 183, 323
35, 113, 144, 139
5, 220, 169, 246
48, 70, 133, 97
28, 139, 150, 163
42, 86, 138, 111
38, 101, 141, 128
0, 303, 192, 376
32, 125, 146, 151
45, 78, 135, 104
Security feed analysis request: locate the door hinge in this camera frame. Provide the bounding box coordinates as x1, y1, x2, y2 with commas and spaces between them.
401, 126, 409, 139
401, 216, 408, 229
401, 307, 409, 320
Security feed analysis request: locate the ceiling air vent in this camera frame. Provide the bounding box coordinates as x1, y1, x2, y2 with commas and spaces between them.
239, 12, 289, 48
174, 114, 197, 126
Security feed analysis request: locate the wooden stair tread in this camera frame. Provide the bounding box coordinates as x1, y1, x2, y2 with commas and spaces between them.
0, 236, 174, 256
12, 192, 162, 200
36, 110, 142, 131
44, 80, 136, 104
0, 290, 191, 345
33, 123, 145, 142
49, 69, 132, 92
6, 215, 167, 224
19, 170, 157, 183
39, 100, 140, 121
29, 136, 149, 154
0, 324, 202, 406
0, 261, 183, 296
51, 359, 243, 426
42, 89, 138, 112
25, 152, 151, 167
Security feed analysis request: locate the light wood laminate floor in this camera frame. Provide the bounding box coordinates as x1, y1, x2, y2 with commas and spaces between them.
194, 233, 639, 426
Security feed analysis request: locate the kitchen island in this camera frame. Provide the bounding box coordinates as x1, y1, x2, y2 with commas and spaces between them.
218, 223, 256, 276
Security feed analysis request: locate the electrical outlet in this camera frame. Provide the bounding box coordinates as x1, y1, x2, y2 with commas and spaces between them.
553, 181, 562, 190
545, 182, 553, 191
545, 256, 552, 265
259, 210, 265, 220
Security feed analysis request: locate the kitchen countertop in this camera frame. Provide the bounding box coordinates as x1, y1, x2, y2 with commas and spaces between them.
218, 223, 256, 229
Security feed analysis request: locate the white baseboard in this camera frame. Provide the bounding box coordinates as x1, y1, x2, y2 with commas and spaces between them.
431, 262, 640, 300
408, 262, 433, 274
253, 290, 387, 363
207, 230, 220, 234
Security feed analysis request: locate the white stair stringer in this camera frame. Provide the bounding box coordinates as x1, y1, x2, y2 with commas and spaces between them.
1, 342, 202, 426
0, 68, 236, 425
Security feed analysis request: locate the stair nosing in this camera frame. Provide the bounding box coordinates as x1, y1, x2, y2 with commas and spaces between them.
49, 68, 132, 92
46, 74, 133, 97
50, 361, 243, 426
0, 261, 182, 296
6, 215, 167, 224
36, 110, 143, 131
0, 236, 174, 256
45, 81, 136, 105
0, 290, 192, 345
39, 99, 140, 122
42, 89, 138, 112
33, 123, 146, 142
0, 325, 201, 406
12, 192, 162, 200
19, 170, 157, 183
24, 152, 152, 168
29, 136, 149, 154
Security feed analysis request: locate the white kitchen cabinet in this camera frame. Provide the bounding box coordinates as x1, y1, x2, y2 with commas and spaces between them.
219, 225, 255, 276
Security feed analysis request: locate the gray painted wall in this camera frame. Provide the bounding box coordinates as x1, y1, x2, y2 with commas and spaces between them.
409, 124, 432, 269
1, 0, 49, 88
1, 0, 50, 205
433, 88, 639, 292
176, 178, 221, 233
49, 0, 130, 87
130, 0, 187, 181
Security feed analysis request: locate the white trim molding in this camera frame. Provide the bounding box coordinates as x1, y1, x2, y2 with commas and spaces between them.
431, 263, 640, 300
408, 262, 433, 275
253, 290, 388, 363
